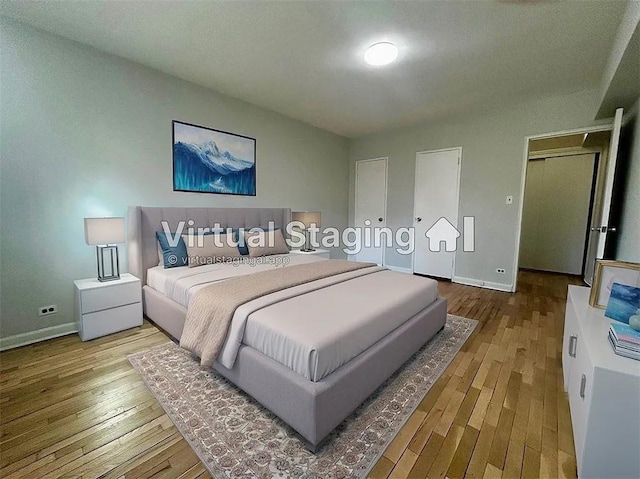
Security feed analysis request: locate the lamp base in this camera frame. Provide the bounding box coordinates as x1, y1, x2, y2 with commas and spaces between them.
300, 230, 317, 253
96, 245, 120, 282
98, 275, 120, 282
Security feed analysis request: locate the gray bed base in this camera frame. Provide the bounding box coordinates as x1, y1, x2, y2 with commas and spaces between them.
144, 285, 447, 449
129, 206, 448, 450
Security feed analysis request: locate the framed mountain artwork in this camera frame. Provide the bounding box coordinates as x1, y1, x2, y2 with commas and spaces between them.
172, 121, 256, 196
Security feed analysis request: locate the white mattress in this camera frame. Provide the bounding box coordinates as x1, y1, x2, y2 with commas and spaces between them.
146, 256, 439, 381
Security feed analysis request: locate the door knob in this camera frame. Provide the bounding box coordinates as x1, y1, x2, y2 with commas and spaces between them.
592, 226, 617, 233
416, 217, 422, 222
378, 217, 384, 222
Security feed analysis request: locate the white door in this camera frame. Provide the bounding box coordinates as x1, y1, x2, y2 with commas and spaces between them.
584, 108, 623, 284
596, 108, 623, 258
354, 158, 387, 264
413, 148, 461, 279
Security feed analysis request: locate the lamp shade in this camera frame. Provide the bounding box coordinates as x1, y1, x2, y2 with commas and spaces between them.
292, 211, 321, 229
84, 217, 125, 245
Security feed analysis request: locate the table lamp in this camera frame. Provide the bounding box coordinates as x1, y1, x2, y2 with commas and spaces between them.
84, 217, 125, 282
291, 211, 321, 252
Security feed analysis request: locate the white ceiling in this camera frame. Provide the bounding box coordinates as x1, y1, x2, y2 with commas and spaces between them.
0, 1, 627, 138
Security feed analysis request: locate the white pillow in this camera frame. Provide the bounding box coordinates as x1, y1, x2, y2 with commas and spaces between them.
182, 232, 242, 267
244, 229, 289, 257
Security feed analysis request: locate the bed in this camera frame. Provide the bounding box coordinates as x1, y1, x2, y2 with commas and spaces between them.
127, 206, 447, 450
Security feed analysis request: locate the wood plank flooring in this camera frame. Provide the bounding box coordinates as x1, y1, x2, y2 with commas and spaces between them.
0, 270, 582, 478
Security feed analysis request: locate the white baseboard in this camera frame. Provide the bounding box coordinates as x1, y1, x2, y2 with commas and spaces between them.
386, 265, 414, 274
0, 322, 78, 351
453, 276, 513, 292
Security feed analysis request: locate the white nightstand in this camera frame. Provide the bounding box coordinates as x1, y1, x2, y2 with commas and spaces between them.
74, 273, 142, 341
289, 249, 331, 259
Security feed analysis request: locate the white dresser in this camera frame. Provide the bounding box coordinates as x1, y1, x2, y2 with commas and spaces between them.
74, 273, 143, 341
563, 285, 640, 478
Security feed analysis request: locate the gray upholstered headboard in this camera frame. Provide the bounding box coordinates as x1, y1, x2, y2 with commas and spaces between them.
127, 206, 291, 285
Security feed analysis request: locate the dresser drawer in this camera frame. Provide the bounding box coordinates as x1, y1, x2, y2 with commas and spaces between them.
79, 302, 142, 341
568, 337, 593, 466
80, 281, 141, 314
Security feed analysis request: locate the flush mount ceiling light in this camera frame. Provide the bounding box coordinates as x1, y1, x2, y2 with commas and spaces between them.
364, 42, 398, 66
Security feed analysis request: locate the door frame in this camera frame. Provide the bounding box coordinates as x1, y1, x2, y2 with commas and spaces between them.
513, 124, 613, 292
354, 157, 388, 265
412, 146, 462, 278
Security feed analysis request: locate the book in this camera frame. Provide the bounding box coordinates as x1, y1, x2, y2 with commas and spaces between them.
611, 339, 640, 356
609, 329, 640, 353
608, 331, 640, 360
610, 322, 640, 345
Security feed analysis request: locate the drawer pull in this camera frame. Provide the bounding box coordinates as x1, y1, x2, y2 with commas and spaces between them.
580, 374, 587, 399
569, 335, 577, 358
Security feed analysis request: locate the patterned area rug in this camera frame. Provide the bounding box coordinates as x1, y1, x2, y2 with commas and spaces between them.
128, 315, 476, 478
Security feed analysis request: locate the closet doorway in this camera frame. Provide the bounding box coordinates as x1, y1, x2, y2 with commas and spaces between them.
520, 153, 597, 274
518, 128, 612, 280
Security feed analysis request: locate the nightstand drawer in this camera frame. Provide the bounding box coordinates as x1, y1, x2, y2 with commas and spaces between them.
79, 302, 143, 341
81, 282, 141, 314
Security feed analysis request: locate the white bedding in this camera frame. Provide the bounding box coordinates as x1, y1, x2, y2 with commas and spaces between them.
242, 269, 438, 380
146, 255, 439, 381
146, 253, 323, 308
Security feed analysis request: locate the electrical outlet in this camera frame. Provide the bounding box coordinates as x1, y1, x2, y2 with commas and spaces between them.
496, 268, 506, 274
38, 304, 58, 316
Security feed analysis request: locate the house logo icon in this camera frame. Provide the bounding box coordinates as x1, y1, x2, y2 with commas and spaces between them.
425, 217, 459, 252
425, 216, 475, 252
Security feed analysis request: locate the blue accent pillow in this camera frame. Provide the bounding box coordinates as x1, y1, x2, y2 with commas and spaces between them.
156, 231, 188, 268
232, 228, 249, 255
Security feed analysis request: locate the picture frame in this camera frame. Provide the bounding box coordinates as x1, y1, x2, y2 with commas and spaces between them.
604, 283, 640, 324
589, 260, 640, 309
172, 120, 256, 196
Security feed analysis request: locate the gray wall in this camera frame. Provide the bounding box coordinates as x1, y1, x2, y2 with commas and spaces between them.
0, 20, 349, 339
616, 99, 640, 263
349, 89, 609, 289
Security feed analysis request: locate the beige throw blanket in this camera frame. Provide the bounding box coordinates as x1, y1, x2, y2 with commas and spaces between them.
180, 259, 376, 367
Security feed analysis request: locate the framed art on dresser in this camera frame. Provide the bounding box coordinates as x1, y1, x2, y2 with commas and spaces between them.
589, 259, 640, 309
172, 120, 256, 196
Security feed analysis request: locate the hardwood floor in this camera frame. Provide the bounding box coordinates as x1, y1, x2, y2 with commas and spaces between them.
371, 270, 583, 479
0, 270, 582, 478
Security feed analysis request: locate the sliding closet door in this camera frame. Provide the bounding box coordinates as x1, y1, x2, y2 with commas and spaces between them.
519, 159, 546, 270
520, 153, 596, 274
